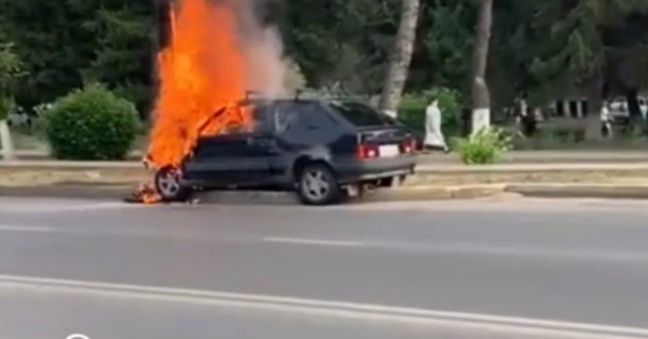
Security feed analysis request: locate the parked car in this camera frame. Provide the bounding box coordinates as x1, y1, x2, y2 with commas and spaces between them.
154, 98, 418, 205
608, 97, 648, 125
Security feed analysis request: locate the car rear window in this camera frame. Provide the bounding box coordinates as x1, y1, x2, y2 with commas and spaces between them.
330, 102, 396, 127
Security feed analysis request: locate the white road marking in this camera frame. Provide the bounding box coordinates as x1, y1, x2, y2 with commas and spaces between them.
364, 241, 648, 263
0, 225, 55, 233
263, 237, 365, 248
0, 274, 645, 338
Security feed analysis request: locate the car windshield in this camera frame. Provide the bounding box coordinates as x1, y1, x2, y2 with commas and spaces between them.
330, 102, 396, 127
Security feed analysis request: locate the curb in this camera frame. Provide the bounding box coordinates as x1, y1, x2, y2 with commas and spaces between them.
506, 184, 648, 199
3, 183, 647, 204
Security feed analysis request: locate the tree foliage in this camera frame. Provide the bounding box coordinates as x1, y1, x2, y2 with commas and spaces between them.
0, 0, 154, 113
0, 42, 23, 119
0, 0, 647, 131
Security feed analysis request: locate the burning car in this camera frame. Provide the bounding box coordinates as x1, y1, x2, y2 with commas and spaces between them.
137, 0, 416, 205
151, 97, 418, 205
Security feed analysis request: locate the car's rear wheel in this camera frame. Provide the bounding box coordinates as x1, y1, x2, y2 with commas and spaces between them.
297, 164, 341, 205
155, 167, 190, 202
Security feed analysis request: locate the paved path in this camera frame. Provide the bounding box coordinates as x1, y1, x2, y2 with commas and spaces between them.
418, 150, 648, 164
7, 149, 648, 164
1, 198, 648, 338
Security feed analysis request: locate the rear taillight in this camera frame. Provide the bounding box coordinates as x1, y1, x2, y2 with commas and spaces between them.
401, 139, 417, 154
357, 144, 380, 159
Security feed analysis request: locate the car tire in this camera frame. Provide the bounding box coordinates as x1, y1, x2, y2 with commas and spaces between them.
154, 167, 191, 202
296, 163, 341, 205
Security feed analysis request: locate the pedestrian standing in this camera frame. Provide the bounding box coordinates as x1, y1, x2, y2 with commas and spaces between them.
601, 101, 613, 138
424, 99, 449, 153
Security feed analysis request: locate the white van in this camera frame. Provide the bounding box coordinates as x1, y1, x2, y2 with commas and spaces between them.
608, 97, 648, 123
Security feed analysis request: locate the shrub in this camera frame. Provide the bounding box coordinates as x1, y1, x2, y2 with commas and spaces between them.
0, 97, 12, 121
0, 43, 23, 121
456, 127, 513, 165
399, 87, 461, 138
46, 85, 139, 160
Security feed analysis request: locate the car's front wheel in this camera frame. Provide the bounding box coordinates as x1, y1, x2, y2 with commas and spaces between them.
297, 164, 341, 205
155, 167, 190, 202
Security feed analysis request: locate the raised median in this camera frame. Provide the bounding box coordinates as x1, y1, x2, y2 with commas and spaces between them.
2, 158, 648, 202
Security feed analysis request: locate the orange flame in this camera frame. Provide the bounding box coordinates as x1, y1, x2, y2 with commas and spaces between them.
147, 0, 252, 170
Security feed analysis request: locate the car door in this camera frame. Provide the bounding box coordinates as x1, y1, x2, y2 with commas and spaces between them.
268, 103, 341, 180
239, 105, 281, 185
184, 110, 273, 187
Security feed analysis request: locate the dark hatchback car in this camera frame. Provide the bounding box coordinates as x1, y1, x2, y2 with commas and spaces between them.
155, 99, 417, 205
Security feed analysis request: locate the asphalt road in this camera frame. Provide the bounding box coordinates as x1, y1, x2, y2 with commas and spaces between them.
1, 197, 648, 338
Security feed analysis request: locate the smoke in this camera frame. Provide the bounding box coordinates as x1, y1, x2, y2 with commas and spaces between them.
217, 0, 288, 97
239, 0, 287, 97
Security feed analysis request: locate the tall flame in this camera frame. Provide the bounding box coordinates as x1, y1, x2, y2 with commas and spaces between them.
147, 0, 251, 170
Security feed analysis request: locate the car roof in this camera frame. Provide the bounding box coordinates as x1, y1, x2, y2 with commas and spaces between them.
241, 93, 368, 106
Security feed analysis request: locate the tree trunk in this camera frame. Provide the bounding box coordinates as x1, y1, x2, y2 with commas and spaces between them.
626, 88, 641, 131
585, 80, 603, 141
0, 119, 15, 161
470, 0, 493, 135
379, 0, 421, 117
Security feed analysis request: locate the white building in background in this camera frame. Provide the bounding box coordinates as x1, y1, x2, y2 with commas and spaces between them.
553, 96, 648, 121
553, 99, 588, 118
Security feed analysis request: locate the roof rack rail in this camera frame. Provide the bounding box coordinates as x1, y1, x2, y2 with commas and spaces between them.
293, 89, 323, 101
330, 94, 372, 102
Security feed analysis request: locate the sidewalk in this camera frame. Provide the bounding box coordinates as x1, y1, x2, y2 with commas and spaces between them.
418, 150, 648, 164
9, 149, 648, 164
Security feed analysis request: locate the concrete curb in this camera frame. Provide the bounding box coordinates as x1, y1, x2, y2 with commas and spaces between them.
2, 160, 648, 203
506, 184, 648, 199
3, 183, 648, 204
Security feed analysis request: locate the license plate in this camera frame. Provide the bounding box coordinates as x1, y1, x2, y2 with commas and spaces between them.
379, 145, 400, 158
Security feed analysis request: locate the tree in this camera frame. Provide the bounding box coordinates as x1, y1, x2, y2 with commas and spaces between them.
530, 0, 648, 139
84, 5, 156, 116
0, 0, 155, 112
0, 42, 23, 160
379, 0, 421, 116
470, 0, 493, 134
283, 0, 400, 95
411, 0, 475, 94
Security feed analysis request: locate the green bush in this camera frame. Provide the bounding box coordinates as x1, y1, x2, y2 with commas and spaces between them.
0, 97, 12, 120
456, 127, 513, 165
0, 43, 23, 121
399, 87, 461, 138
46, 85, 139, 160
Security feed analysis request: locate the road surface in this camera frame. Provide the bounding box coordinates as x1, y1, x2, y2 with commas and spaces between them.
1, 197, 648, 338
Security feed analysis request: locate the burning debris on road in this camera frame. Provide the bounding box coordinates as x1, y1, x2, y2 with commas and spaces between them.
128, 0, 286, 204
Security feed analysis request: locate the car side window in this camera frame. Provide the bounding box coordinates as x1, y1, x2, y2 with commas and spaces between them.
251, 106, 274, 134
274, 103, 340, 144
297, 103, 337, 130
274, 104, 299, 134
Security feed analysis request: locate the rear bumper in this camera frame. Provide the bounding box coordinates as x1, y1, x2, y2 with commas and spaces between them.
332, 155, 417, 184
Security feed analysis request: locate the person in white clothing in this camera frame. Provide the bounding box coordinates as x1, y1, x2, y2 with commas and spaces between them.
424, 100, 449, 153
601, 101, 612, 138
